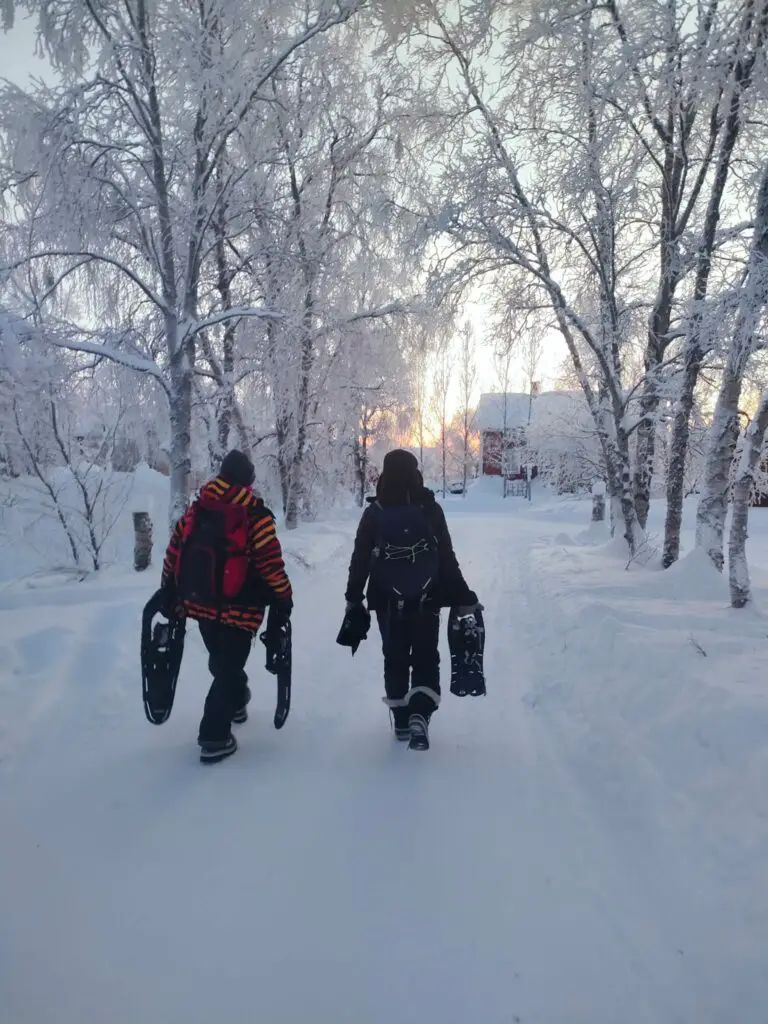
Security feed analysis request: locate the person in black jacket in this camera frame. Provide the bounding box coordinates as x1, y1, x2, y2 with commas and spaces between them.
345, 448, 479, 749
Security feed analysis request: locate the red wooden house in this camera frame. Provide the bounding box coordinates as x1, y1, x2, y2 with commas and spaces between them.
477, 393, 532, 476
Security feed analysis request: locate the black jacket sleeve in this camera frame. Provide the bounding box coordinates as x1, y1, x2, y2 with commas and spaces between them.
345, 505, 376, 603
431, 504, 476, 606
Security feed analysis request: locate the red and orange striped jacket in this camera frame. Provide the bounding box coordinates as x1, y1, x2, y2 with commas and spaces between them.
161, 477, 292, 633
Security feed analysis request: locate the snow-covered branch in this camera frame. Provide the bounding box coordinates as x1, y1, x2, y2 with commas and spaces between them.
47, 335, 167, 389
1, 251, 168, 312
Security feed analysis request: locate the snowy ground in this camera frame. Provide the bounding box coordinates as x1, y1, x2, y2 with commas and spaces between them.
2, 479, 768, 1023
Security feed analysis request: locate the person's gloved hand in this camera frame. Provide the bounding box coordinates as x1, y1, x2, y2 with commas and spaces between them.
337, 601, 371, 654
261, 605, 291, 674
159, 579, 178, 618
455, 599, 484, 616
273, 596, 293, 623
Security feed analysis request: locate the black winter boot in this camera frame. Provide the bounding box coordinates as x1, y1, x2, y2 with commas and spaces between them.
199, 734, 238, 764
391, 707, 410, 741
232, 684, 252, 725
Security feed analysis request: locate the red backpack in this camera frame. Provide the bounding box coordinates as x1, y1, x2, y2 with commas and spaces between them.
175, 497, 250, 607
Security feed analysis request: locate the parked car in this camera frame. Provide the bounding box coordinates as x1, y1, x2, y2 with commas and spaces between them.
449, 480, 465, 495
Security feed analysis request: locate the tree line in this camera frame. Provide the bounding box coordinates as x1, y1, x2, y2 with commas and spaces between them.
2, 0, 768, 605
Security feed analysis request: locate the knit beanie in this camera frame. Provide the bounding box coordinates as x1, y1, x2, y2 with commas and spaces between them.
220, 449, 256, 487
377, 448, 422, 501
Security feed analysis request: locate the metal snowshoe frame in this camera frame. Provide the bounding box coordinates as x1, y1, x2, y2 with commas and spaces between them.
260, 603, 292, 729
448, 606, 486, 697
141, 588, 187, 725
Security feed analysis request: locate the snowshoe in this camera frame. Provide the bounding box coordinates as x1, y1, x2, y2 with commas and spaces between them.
141, 589, 186, 725
199, 734, 237, 764
261, 607, 291, 729
448, 606, 486, 697
408, 713, 430, 751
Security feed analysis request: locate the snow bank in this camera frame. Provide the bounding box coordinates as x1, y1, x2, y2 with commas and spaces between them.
524, 531, 768, 983
0, 468, 361, 587
0, 467, 170, 584
649, 546, 728, 602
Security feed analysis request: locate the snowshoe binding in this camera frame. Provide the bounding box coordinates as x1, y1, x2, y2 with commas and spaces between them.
408, 713, 430, 751
448, 606, 486, 697
141, 588, 187, 725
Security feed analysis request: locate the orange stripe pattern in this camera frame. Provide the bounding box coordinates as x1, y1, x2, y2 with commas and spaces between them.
161, 477, 292, 632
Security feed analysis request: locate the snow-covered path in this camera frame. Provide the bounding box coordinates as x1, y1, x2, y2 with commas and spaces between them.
0, 503, 758, 1023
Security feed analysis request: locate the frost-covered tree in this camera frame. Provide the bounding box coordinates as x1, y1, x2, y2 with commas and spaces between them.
380, 0, 768, 557
701, 161, 768, 579
526, 392, 605, 495
661, 0, 768, 565
0, 0, 365, 526
229, 28, 416, 526
380, 2, 650, 550
0, 313, 131, 570
430, 333, 453, 499
457, 321, 477, 495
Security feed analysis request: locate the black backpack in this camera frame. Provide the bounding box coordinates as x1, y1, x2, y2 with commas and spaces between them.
369, 502, 439, 603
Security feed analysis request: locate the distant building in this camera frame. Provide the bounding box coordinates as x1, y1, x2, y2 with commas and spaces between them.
476, 393, 534, 477
476, 390, 596, 492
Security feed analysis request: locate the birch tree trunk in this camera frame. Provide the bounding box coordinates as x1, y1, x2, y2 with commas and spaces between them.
441, 418, 447, 499
284, 313, 314, 530
696, 162, 768, 569
168, 345, 193, 527
360, 431, 369, 507
729, 389, 768, 607
634, 276, 678, 530
462, 416, 469, 496
663, 349, 703, 567
694, 355, 750, 571
663, 3, 768, 566
213, 166, 239, 459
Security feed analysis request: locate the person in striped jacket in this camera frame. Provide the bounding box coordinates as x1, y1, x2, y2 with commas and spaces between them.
161, 450, 292, 763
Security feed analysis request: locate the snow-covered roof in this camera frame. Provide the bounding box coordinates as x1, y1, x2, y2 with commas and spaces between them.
475, 393, 532, 431
476, 391, 584, 431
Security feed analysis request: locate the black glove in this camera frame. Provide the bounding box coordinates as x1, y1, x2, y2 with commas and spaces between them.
455, 600, 484, 617
158, 579, 178, 618
336, 602, 371, 655
270, 596, 293, 625
261, 605, 291, 675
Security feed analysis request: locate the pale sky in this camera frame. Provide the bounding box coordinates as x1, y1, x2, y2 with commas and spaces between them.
1, 15, 52, 84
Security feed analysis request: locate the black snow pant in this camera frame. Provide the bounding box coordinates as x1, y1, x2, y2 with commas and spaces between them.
376, 606, 440, 719
197, 620, 253, 743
